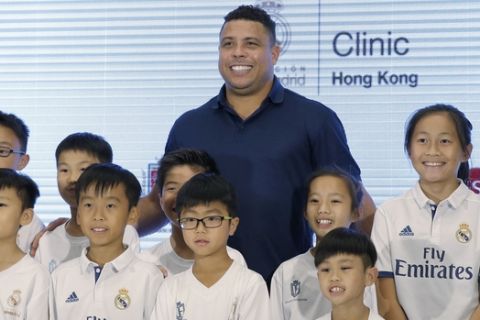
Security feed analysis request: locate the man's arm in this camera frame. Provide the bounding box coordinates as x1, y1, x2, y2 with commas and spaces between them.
135, 185, 169, 236
353, 184, 376, 235
30, 217, 68, 257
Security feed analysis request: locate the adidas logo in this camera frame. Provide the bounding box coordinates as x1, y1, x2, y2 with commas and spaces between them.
399, 225, 414, 236
65, 291, 79, 303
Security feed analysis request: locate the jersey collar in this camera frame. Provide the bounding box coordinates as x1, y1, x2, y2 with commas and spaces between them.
412, 180, 471, 211
213, 76, 285, 110
80, 245, 135, 276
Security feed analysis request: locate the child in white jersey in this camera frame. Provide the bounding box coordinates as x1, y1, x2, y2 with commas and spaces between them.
139, 148, 245, 275
151, 173, 270, 319
371, 104, 480, 319
50, 163, 163, 320
34, 132, 139, 272
315, 227, 383, 320
0, 111, 44, 253
270, 167, 377, 319
0, 169, 49, 320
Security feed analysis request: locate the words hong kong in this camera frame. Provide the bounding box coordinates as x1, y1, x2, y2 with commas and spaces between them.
332, 71, 418, 88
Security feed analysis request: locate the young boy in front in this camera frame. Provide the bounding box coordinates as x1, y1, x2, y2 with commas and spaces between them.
151, 173, 270, 319
50, 163, 163, 319
315, 227, 383, 320
34, 132, 139, 272
0, 169, 49, 319
139, 148, 245, 275
0, 111, 45, 253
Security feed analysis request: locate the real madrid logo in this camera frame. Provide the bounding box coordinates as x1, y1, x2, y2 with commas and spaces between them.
456, 223, 472, 243
7, 290, 21, 307
114, 288, 131, 310
256, 0, 291, 55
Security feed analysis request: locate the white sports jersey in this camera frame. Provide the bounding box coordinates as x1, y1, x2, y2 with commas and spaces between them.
50, 246, 163, 320
372, 181, 480, 319
17, 214, 44, 253
35, 221, 139, 272
138, 237, 247, 275
315, 309, 384, 320
270, 249, 378, 320
0, 255, 50, 320
151, 261, 270, 320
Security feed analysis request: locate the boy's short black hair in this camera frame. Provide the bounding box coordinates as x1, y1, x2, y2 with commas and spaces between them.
55, 132, 113, 164
314, 227, 377, 269
176, 173, 237, 217
0, 168, 39, 210
222, 5, 276, 45
75, 163, 141, 210
156, 148, 219, 194
0, 111, 29, 152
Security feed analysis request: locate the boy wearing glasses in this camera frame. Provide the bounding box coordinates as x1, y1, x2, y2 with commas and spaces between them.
0, 111, 45, 253
151, 173, 270, 319
50, 163, 163, 320
139, 148, 245, 275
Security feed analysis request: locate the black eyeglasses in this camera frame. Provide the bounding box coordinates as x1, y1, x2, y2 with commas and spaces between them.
0, 147, 25, 158
178, 215, 233, 230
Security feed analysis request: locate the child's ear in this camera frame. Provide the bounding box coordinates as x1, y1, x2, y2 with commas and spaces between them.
19, 208, 33, 226
127, 206, 139, 225
228, 217, 240, 236
365, 266, 378, 287
16, 154, 30, 171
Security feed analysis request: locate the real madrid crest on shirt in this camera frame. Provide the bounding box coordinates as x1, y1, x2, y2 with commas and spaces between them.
456, 223, 472, 243
114, 288, 131, 310
4, 290, 21, 317
7, 290, 21, 307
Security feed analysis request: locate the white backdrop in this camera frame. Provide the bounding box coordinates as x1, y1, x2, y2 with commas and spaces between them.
1, 0, 478, 248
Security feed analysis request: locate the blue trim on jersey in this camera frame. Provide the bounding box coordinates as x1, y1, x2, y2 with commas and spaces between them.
378, 271, 394, 278
94, 266, 103, 283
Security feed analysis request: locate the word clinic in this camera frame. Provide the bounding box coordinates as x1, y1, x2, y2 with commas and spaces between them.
332, 71, 418, 88
333, 31, 409, 57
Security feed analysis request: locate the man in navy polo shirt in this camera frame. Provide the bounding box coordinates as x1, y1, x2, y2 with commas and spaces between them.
137, 5, 375, 283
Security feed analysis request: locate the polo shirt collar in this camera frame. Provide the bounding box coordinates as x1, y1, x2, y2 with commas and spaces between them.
213, 76, 285, 109
412, 180, 470, 210
79, 245, 135, 275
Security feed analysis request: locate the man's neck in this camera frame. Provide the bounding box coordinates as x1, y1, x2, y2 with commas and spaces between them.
225, 79, 274, 120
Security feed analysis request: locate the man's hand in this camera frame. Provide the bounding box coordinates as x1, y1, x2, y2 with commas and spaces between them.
30, 217, 68, 257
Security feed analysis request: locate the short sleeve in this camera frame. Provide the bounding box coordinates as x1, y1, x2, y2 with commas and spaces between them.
371, 207, 394, 278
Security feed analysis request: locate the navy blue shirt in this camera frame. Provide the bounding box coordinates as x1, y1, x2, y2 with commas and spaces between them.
165, 77, 361, 281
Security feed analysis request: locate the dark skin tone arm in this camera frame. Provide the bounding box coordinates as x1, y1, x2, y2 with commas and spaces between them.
353, 184, 376, 235
135, 184, 169, 236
